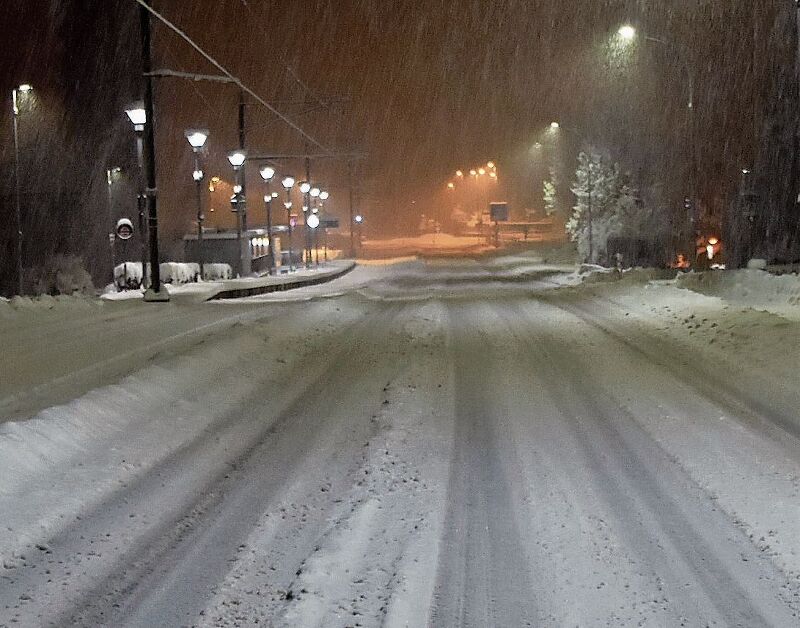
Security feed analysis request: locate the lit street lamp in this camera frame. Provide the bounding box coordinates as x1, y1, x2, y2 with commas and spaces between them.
11, 84, 32, 295
228, 149, 248, 276
125, 100, 150, 288
259, 165, 277, 274
282, 176, 296, 271
185, 128, 209, 279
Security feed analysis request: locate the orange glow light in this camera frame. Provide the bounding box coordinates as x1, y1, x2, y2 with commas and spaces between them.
478, 168, 486, 176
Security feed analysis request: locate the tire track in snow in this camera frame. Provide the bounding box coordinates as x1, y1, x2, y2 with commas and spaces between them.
428, 301, 537, 627
503, 299, 798, 626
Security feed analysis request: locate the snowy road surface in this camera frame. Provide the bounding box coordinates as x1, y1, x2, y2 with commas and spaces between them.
2, 258, 800, 626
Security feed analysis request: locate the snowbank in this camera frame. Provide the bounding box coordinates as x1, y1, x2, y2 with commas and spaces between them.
676, 269, 800, 318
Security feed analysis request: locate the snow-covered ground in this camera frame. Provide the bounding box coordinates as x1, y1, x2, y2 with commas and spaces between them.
3, 257, 800, 626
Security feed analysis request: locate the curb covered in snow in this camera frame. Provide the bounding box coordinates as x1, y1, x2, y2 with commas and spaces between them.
208, 261, 356, 300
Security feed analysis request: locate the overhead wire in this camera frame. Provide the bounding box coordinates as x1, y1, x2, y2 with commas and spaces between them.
133, 0, 329, 152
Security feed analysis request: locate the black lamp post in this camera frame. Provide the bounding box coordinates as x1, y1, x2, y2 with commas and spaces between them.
186, 129, 209, 280
282, 176, 296, 271
125, 101, 149, 289
260, 165, 277, 275
228, 149, 247, 277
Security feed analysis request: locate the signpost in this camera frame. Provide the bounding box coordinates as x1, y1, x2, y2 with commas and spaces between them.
489, 202, 509, 247
116, 218, 134, 240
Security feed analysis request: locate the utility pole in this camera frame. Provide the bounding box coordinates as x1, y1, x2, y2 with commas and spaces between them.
139, 4, 167, 301
238, 90, 251, 276
305, 151, 312, 268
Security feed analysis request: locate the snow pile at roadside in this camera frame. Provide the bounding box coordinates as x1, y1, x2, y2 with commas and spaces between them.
0, 294, 103, 319
676, 269, 800, 319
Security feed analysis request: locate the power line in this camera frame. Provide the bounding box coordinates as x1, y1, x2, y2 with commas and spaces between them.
133, 0, 329, 152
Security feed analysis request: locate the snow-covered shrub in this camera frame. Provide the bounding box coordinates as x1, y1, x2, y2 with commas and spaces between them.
203, 263, 234, 281
114, 262, 144, 290
160, 262, 200, 285
24, 255, 95, 296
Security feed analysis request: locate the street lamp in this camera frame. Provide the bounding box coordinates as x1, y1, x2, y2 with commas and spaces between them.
259, 165, 277, 274
228, 149, 248, 276
617, 23, 696, 263
11, 84, 33, 295
549, 121, 560, 129
186, 128, 209, 279
125, 101, 146, 132
282, 176, 296, 271
618, 24, 636, 41
124, 100, 150, 288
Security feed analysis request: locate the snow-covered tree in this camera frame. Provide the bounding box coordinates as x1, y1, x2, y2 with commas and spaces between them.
567, 150, 621, 263
568, 149, 667, 264
543, 168, 558, 216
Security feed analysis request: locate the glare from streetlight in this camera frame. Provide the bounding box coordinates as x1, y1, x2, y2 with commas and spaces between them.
307, 213, 320, 229
192, 169, 204, 182
618, 25, 636, 41
282, 176, 295, 190
469, 169, 477, 177
487, 161, 495, 169
550, 121, 560, 129
185, 129, 209, 150
354, 214, 364, 224
310, 187, 320, 198
456, 170, 463, 177
259, 165, 276, 181
478, 168, 486, 176
17, 84, 32, 93
271, 191, 279, 199
300, 181, 311, 194
233, 184, 242, 194
227, 150, 246, 168
319, 191, 330, 201
447, 182, 455, 189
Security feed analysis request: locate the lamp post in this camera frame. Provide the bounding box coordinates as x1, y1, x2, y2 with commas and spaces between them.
125, 101, 149, 288
259, 165, 277, 274
185, 129, 209, 280
355, 214, 364, 250
11, 84, 32, 295
228, 149, 248, 277
319, 190, 329, 262
617, 24, 696, 264
310, 187, 321, 267
282, 176, 296, 271
299, 181, 312, 268
106, 166, 122, 285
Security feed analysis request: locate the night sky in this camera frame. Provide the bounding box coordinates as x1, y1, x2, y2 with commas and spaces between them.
0, 1, 796, 290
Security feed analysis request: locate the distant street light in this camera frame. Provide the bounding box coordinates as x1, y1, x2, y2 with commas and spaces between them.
125, 100, 149, 288
549, 121, 560, 129
282, 176, 296, 271
259, 165, 277, 274
186, 128, 209, 279
11, 84, 33, 295
319, 190, 329, 201
228, 149, 248, 276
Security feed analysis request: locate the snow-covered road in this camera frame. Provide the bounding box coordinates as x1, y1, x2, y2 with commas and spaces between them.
2, 258, 800, 626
